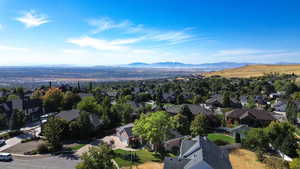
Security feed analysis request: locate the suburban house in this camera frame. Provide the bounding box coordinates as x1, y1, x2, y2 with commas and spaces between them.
164, 136, 232, 169
163, 104, 182, 115
23, 98, 43, 120
254, 96, 267, 108
56, 109, 81, 122
271, 99, 287, 112
226, 109, 275, 127
116, 123, 135, 145
206, 94, 241, 108
185, 104, 214, 116
162, 92, 176, 103
164, 104, 214, 116
227, 125, 249, 139
239, 96, 248, 107
55, 109, 102, 128
271, 111, 287, 122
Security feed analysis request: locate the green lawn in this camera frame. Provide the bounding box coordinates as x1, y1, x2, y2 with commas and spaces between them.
208, 133, 235, 144
70, 144, 86, 151
113, 149, 162, 167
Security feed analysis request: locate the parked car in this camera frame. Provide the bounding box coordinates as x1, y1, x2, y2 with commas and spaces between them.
0, 140, 5, 147
0, 153, 12, 161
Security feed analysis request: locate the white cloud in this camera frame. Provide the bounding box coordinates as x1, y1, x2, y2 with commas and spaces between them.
62, 49, 89, 55
110, 37, 144, 45
0, 24, 4, 30
88, 17, 130, 33
0, 45, 29, 52
67, 36, 128, 51
16, 10, 49, 28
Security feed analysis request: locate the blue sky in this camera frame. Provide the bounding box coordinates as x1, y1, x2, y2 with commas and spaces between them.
0, 0, 300, 66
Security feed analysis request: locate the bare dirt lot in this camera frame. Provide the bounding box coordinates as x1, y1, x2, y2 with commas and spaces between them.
123, 162, 163, 169
5, 140, 45, 154
229, 149, 268, 169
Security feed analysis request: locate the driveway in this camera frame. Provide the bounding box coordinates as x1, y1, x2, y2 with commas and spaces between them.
75, 136, 136, 157
0, 133, 33, 152
0, 155, 79, 169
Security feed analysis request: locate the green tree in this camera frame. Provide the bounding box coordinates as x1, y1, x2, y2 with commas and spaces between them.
0, 112, 7, 130
62, 91, 81, 110
292, 92, 300, 101
223, 92, 231, 107
170, 113, 190, 135
7, 94, 19, 101
43, 88, 64, 113
265, 122, 298, 157
190, 114, 210, 136
43, 117, 66, 150
290, 158, 300, 169
77, 96, 99, 114
132, 111, 172, 151
286, 101, 298, 124
76, 144, 116, 169
242, 128, 269, 153
180, 105, 193, 122
77, 111, 93, 139
9, 110, 25, 130
192, 95, 202, 104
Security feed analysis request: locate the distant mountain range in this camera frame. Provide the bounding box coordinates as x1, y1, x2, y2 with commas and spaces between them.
2, 62, 299, 72
122, 62, 251, 71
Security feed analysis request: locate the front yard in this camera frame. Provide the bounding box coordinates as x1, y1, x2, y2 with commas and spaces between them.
207, 133, 235, 145
113, 149, 163, 168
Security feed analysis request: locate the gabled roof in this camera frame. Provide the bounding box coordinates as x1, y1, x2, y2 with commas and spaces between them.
185, 104, 213, 115
56, 109, 80, 122
227, 109, 275, 121
163, 104, 182, 114
165, 136, 232, 169
116, 123, 134, 138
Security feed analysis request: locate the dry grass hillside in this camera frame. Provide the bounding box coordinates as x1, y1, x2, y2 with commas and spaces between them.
204, 64, 300, 78
229, 149, 268, 169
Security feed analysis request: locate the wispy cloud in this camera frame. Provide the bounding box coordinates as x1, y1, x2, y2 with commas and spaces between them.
88, 17, 130, 33
88, 17, 194, 45
214, 48, 284, 57
149, 30, 193, 44
16, 10, 49, 28
0, 24, 4, 30
0, 45, 29, 52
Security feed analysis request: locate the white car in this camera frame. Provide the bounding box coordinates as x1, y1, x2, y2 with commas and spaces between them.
0, 153, 12, 161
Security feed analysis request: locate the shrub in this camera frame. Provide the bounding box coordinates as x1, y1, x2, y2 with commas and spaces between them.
235, 133, 241, 143
37, 143, 49, 154
289, 158, 300, 169
0, 130, 23, 139
263, 156, 289, 169
213, 139, 229, 146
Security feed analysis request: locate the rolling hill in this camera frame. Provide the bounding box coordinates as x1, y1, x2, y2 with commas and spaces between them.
204, 64, 300, 78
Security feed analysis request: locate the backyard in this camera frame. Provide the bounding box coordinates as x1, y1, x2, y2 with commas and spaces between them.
113, 149, 166, 168
229, 149, 268, 169
207, 133, 235, 145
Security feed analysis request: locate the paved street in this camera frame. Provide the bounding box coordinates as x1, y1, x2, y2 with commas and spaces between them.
0, 156, 79, 169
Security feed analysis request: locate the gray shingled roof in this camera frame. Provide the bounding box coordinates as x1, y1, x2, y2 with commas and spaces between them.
56, 109, 80, 122
164, 136, 232, 169
227, 109, 275, 121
